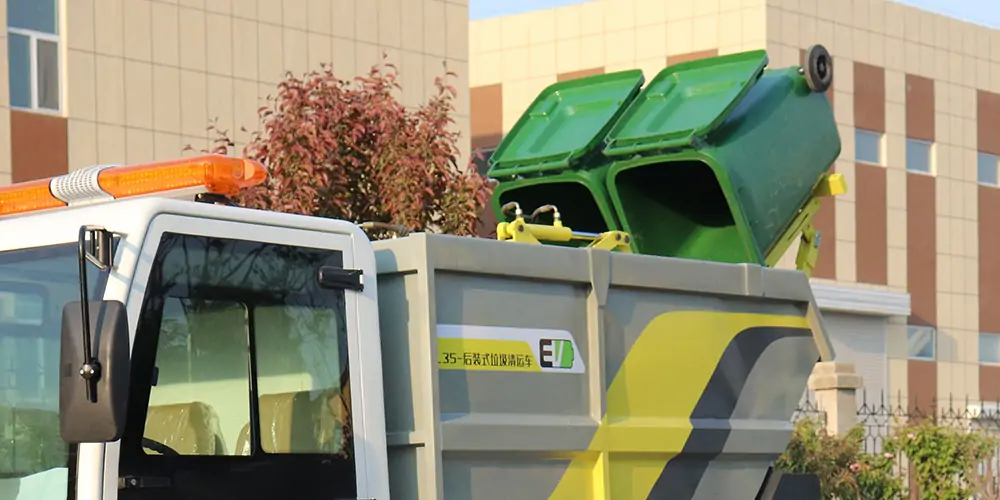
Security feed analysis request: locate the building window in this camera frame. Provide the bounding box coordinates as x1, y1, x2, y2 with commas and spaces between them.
907, 325, 936, 360
979, 152, 999, 186
981, 333, 1000, 365
855, 129, 883, 165
7, 0, 60, 113
906, 138, 933, 174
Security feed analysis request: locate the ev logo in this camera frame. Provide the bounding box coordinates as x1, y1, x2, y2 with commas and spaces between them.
539, 339, 575, 369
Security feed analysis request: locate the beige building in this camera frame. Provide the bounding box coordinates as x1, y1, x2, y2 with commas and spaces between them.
469, 0, 1000, 413
0, 0, 472, 185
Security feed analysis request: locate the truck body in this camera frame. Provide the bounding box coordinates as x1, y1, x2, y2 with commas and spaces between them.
0, 194, 832, 500
0, 45, 841, 499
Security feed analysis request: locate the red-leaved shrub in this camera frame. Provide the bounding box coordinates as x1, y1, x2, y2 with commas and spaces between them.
197, 56, 493, 239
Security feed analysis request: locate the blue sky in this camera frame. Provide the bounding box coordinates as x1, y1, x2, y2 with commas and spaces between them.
469, 0, 1000, 30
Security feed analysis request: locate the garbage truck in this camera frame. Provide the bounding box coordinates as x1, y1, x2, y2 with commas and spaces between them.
0, 45, 841, 500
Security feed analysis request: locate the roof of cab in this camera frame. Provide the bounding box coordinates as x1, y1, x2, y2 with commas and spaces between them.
0, 197, 370, 252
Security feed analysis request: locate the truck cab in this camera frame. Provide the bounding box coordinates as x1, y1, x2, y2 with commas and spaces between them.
0, 156, 390, 500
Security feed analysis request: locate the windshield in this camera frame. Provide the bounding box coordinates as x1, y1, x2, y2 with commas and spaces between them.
0, 243, 112, 500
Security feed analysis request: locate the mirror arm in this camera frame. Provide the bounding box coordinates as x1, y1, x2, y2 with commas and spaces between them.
77, 225, 113, 403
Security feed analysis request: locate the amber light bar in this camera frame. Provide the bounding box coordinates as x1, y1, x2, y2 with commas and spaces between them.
0, 155, 268, 217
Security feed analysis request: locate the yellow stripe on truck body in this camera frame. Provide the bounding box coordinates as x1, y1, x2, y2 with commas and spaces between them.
550, 312, 812, 500
372, 234, 830, 500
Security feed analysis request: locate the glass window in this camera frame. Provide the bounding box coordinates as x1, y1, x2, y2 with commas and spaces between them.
0, 242, 113, 499
979, 152, 999, 186
36, 38, 59, 111
7, 0, 58, 35
907, 325, 936, 360
855, 129, 883, 165
906, 138, 932, 174
7, 0, 61, 113
145, 299, 251, 456
7, 32, 31, 109
139, 233, 354, 460
981, 333, 1000, 365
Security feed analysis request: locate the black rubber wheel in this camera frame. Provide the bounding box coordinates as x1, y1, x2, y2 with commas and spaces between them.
803, 44, 833, 93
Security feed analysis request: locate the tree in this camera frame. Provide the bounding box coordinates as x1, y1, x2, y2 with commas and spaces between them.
196, 56, 494, 240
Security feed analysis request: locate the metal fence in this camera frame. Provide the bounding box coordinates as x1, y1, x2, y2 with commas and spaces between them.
796, 391, 1000, 446
792, 391, 1000, 497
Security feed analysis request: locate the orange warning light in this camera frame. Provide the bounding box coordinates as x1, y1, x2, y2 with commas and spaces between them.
0, 155, 268, 217
0, 179, 66, 216
97, 155, 268, 198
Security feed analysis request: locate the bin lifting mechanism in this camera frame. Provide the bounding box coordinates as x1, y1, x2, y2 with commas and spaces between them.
496, 202, 633, 253
764, 172, 848, 278
498, 172, 847, 279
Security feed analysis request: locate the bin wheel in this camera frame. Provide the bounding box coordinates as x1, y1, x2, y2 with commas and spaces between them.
804, 44, 833, 93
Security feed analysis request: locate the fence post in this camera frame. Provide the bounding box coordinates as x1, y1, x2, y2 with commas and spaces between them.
807, 361, 863, 436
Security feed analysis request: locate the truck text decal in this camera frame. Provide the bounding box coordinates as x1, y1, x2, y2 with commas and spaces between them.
435, 324, 585, 374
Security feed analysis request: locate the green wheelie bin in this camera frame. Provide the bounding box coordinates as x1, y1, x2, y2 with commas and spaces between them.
488, 45, 841, 266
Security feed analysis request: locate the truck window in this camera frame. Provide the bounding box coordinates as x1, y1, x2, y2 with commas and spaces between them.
136, 233, 353, 461
0, 243, 112, 500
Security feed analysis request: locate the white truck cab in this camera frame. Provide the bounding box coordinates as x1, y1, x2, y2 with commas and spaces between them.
0, 156, 389, 500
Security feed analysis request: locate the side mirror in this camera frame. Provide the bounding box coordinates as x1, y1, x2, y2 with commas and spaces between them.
59, 300, 131, 443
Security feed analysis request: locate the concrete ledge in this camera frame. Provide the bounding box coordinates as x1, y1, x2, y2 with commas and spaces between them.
810, 282, 911, 318
807, 361, 863, 391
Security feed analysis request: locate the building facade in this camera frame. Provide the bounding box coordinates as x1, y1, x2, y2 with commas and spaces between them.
0, 0, 471, 186
469, 0, 1000, 412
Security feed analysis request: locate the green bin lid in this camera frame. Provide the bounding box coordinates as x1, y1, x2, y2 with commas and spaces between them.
487, 70, 645, 179
603, 50, 769, 157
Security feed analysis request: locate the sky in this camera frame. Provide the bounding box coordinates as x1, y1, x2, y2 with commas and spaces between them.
469, 0, 1000, 30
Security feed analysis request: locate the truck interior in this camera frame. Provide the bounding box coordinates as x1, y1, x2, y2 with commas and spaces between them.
141, 298, 352, 458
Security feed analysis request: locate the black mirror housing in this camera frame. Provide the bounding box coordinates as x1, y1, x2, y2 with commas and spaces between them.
59, 300, 131, 443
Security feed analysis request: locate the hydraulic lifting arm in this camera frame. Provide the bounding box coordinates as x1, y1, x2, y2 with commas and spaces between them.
495, 202, 633, 253
764, 173, 848, 278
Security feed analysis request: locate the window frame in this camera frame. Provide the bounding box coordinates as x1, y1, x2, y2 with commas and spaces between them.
905, 137, 934, 175
141, 241, 354, 457
855, 128, 885, 166
7, 26, 61, 114
980, 332, 1000, 365
907, 324, 936, 361
116, 214, 386, 499
978, 151, 1000, 187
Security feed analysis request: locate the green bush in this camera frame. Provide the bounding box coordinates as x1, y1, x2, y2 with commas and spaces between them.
884, 421, 998, 500
775, 418, 903, 500
777, 416, 1000, 500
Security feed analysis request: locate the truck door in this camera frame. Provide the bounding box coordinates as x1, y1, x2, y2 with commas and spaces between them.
113, 214, 381, 500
